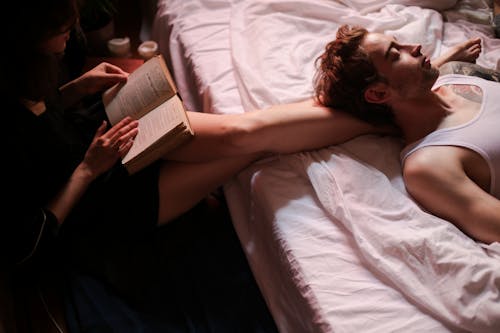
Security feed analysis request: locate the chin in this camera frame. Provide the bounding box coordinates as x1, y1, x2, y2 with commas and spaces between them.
424, 67, 440, 84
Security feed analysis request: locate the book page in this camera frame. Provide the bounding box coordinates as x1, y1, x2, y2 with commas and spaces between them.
122, 95, 186, 164
103, 55, 177, 125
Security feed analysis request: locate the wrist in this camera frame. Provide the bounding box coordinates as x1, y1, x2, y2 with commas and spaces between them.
74, 163, 98, 183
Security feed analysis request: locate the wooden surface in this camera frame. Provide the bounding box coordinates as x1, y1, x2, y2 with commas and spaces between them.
83, 56, 144, 73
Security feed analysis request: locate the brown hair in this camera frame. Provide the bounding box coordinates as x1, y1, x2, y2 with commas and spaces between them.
314, 25, 393, 125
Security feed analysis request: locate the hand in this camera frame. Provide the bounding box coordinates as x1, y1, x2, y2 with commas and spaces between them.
75, 62, 129, 96
79, 117, 139, 179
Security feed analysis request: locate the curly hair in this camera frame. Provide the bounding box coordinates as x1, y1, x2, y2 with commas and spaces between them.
314, 25, 393, 125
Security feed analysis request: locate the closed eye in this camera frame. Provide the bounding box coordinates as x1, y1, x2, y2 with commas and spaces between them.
388, 49, 400, 61
384, 40, 401, 61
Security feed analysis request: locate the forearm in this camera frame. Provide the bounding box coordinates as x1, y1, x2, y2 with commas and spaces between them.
46, 163, 95, 225
460, 198, 500, 244
166, 99, 387, 162
241, 100, 387, 155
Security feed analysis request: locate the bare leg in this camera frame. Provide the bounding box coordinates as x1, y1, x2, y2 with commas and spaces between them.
433, 38, 482, 68
156, 154, 260, 224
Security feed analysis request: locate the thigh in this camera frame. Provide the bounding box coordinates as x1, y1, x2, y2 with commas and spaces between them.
157, 155, 258, 224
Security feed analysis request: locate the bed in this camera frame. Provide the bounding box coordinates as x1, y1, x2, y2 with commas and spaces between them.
151, 1, 500, 332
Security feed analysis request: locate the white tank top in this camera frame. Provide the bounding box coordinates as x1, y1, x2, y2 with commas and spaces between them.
401, 74, 500, 198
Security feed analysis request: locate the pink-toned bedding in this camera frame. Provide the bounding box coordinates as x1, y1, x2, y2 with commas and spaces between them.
153, 1, 500, 332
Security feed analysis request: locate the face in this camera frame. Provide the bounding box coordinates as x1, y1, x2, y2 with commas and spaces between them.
39, 22, 73, 55
361, 32, 439, 97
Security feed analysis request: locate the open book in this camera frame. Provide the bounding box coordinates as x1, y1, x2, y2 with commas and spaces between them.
102, 55, 194, 174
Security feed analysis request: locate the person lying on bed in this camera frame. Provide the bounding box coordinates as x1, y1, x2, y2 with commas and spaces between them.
314, 24, 500, 244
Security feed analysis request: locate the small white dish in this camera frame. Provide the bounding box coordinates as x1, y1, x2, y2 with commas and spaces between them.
138, 41, 158, 60
107, 37, 131, 57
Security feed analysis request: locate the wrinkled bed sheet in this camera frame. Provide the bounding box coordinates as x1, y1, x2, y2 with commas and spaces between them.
153, 1, 500, 332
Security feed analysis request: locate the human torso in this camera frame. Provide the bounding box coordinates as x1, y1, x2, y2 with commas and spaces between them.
6, 98, 90, 200
401, 74, 500, 198
5, 95, 159, 266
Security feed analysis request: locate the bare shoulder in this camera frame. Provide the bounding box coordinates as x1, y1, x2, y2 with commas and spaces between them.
403, 146, 459, 182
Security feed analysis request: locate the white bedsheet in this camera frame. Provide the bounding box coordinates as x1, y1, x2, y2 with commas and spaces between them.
153, 1, 500, 332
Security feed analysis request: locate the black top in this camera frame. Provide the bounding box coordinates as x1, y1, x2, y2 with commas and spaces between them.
1, 95, 160, 273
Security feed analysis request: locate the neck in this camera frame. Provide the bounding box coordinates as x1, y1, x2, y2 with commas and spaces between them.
393, 88, 451, 145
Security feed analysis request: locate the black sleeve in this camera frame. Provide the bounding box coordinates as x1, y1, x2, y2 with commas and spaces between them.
0, 206, 60, 268
1, 103, 65, 269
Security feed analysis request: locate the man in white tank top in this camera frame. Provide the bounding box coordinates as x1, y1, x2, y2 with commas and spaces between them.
314, 25, 500, 244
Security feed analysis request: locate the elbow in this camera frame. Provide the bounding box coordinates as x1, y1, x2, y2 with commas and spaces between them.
219, 113, 268, 156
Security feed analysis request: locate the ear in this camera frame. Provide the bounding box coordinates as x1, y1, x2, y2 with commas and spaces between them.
364, 82, 391, 104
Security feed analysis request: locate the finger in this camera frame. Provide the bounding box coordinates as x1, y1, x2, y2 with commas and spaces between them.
112, 127, 139, 149
470, 43, 481, 50
93, 120, 108, 140
471, 46, 481, 56
105, 117, 136, 138
109, 123, 139, 150
118, 138, 135, 157
105, 73, 128, 84
110, 139, 122, 150
120, 127, 139, 143
103, 62, 130, 76
109, 122, 138, 145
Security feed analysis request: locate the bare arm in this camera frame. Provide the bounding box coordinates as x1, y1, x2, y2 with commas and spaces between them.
59, 62, 128, 109
47, 118, 138, 224
432, 38, 482, 68
403, 147, 500, 244
165, 98, 394, 162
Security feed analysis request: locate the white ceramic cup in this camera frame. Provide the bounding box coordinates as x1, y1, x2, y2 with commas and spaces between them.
107, 37, 131, 57
138, 40, 159, 60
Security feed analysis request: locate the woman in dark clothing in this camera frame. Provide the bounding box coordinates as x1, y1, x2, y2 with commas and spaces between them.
1, 0, 386, 272
0, 2, 399, 332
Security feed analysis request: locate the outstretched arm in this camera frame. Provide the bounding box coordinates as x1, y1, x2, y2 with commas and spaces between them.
403, 147, 500, 244
165, 98, 394, 162
155, 99, 396, 223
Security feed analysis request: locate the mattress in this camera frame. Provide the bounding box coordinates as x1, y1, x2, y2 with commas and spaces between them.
152, 1, 500, 332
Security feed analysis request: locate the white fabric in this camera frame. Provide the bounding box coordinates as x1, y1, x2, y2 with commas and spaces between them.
152, 0, 244, 115
153, 1, 500, 332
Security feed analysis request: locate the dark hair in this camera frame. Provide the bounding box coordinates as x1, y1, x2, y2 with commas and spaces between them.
313, 25, 393, 125
0, 0, 79, 101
